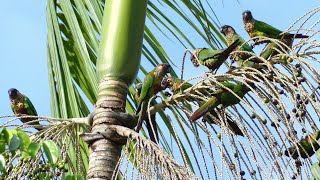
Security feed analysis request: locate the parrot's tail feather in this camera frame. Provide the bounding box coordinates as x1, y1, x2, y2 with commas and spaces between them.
284, 34, 309, 39
292, 34, 309, 39
226, 119, 244, 136
190, 96, 219, 122
34, 126, 45, 131
189, 110, 206, 122
222, 39, 240, 58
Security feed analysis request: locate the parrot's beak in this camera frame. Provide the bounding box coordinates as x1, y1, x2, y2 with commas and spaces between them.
135, 83, 142, 92
161, 78, 170, 89
219, 28, 224, 34
220, 25, 227, 35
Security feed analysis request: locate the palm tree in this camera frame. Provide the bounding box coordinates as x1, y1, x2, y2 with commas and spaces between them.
1, 0, 320, 179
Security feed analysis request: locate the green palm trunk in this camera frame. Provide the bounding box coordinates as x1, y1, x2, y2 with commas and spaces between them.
86, 0, 147, 179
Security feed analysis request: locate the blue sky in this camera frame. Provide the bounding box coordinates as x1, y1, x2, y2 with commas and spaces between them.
0, 1, 49, 119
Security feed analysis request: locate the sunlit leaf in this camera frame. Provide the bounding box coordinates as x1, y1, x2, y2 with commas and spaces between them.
3, 128, 12, 145
9, 134, 21, 151
0, 140, 5, 154
0, 154, 5, 171
43, 140, 60, 164
28, 142, 41, 159
15, 129, 31, 150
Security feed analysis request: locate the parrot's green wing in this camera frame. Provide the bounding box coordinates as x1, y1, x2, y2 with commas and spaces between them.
172, 80, 193, 93
139, 74, 155, 103
24, 96, 38, 116
233, 34, 253, 52
198, 48, 221, 61
254, 20, 282, 38
220, 82, 236, 89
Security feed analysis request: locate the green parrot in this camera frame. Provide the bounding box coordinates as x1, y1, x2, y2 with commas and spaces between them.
134, 82, 158, 143
284, 130, 320, 159
189, 81, 251, 122
8, 88, 43, 131
242, 10, 309, 47
220, 25, 264, 68
162, 77, 244, 136
190, 39, 240, 72
161, 76, 192, 94
135, 64, 171, 143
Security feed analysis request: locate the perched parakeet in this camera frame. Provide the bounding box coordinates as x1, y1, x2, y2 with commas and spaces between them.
284, 130, 320, 159
190, 82, 251, 122
162, 77, 244, 136
161, 76, 214, 103
242, 10, 309, 47
190, 39, 240, 72
161, 76, 193, 94
8, 88, 43, 131
134, 82, 158, 143
220, 25, 264, 67
135, 64, 171, 143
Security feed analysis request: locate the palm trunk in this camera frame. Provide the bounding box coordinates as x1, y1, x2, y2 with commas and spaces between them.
84, 0, 148, 179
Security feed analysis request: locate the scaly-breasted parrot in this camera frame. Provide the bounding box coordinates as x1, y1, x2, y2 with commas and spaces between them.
8, 88, 43, 131
189, 81, 251, 123
135, 64, 171, 143
242, 10, 309, 47
220, 25, 264, 67
284, 130, 320, 159
190, 39, 240, 72
162, 77, 244, 136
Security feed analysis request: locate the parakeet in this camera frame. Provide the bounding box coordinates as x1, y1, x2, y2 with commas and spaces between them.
190, 82, 251, 122
135, 64, 171, 143
161, 76, 193, 94
134, 82, 158, 143
161, 76, 213, 102
242, 10, 309, 47
8, 88, 43, 131
220, 25, 264, 67
162, 77, 244, 136
284, 130, 320, 159
190, 39, 240, 72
